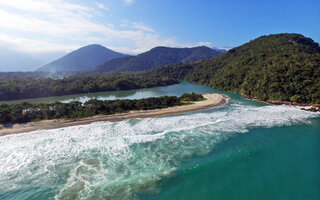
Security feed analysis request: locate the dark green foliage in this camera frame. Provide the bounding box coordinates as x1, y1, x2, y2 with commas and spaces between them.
90, 46, 223, 72
0, 73, 178, 101
180, 93, 205, 101
0, 93, 202, 124
151, 33, 320, 104
147, 63, 195, 81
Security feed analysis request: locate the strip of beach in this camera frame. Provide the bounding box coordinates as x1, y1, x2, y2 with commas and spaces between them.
0, 93, 228, 136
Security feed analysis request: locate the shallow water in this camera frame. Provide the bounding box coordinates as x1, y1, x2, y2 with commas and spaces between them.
0, 82, 319, 200
0, 81, 218, 104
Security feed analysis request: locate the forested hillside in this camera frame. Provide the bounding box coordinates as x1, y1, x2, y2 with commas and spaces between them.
150, 33, 320, 104
90, 46, 223, 72
0, 73, 178, 101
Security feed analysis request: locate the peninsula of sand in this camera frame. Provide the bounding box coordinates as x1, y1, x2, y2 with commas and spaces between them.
0, 93, 228, 136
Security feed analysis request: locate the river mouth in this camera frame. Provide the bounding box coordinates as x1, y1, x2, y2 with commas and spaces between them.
0, 82, 319, 200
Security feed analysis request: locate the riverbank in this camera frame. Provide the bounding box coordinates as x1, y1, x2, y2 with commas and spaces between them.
0, 93, 229, 136
241, 94, 320, 112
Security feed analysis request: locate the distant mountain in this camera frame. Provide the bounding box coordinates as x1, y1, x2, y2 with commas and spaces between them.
150, 33, 320, 104
90, 46, 223, 72
212, 47, 228, 53
0, 47, 44, 72
37, 44, 126, 72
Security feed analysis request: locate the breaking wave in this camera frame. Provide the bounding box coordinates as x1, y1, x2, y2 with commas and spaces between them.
0, 100, 318, 200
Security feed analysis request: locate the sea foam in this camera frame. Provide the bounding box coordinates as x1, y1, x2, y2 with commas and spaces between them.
0, 101, 318, 199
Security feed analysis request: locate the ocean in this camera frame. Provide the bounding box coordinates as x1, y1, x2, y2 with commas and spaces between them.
0, 82, 319, 200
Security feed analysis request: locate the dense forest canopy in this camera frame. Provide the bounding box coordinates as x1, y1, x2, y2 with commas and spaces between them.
0, 93, 204, 124
149, 33, 320, 104
0, 72, 178, 101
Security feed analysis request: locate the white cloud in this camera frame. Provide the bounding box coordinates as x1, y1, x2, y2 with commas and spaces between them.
96, 2, 109, 10
0, 0, 91, 16
0, 33, 79, 53
132, 22, 155, 32
0, 0, 210, 56
197, 41, 212, 47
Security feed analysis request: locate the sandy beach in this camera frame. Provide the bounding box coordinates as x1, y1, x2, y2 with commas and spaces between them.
0, 93, 228, 136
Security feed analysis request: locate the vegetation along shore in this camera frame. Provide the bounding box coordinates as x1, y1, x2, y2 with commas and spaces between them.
0, 93, 229, 136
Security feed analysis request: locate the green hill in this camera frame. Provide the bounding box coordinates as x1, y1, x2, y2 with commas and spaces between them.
90, 46, 223, 72
150, 33, 320, 104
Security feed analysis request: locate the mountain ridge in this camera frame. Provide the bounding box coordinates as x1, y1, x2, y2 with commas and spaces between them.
36, 44, 126, 72
89, 46, 223, 72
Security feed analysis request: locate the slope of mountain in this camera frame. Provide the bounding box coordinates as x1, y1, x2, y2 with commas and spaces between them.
37, 44, 126, 72
90, 46, 223, 72
149, 33, 320, 104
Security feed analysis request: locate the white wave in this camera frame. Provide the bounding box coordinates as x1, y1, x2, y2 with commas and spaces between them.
0, 102, 318, 199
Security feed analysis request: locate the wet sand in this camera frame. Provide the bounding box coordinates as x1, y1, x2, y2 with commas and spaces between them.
0, 93, 229, 136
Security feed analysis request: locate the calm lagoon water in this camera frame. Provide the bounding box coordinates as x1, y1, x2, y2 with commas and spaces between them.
0, 81, 223, 104
0, 82, 319, 200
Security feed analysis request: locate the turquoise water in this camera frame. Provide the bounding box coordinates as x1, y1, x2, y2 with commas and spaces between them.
0, 81, 216, 104
0, 82, 319, 200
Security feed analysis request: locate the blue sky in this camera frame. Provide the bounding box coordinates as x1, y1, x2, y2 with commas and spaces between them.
0, 0, 319, 58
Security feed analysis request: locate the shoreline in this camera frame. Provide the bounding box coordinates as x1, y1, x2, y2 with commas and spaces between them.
241, 94, 320, 112
0, 93, 229, 136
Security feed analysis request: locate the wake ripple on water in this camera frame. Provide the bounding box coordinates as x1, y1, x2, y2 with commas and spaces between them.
0, 102, 318, 200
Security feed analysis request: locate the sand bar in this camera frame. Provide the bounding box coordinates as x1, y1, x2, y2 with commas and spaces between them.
0, 93, 228, 136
